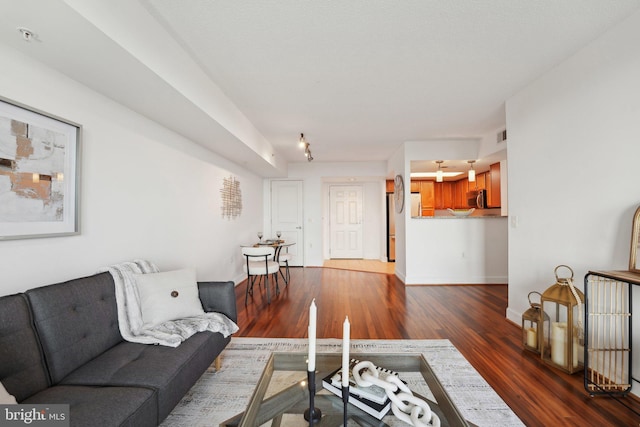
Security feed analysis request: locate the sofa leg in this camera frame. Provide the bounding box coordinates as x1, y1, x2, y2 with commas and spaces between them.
214, 356, 222, 371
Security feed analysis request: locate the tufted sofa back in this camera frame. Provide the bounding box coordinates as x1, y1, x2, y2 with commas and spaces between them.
0, 294, 50, 401
25, 272, 123, 384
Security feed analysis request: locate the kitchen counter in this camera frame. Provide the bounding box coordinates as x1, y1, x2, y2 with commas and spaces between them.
412, 215, 503, 219
412, 208, 503, 219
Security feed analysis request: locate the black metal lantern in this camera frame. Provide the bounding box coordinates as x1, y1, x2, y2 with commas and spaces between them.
540, 265, 585, 374
522, 291, 548, 354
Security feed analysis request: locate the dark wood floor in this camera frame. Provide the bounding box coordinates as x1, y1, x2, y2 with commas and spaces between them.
234, 267, 640, 427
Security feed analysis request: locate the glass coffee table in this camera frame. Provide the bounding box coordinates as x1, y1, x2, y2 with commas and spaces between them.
221, 352, 474, 427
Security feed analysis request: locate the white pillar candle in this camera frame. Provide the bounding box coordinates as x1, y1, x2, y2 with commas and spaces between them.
551, 322, 567, 366
342, 316, 350, 387
526, 327, 537, 348
308, 299, 317, 372
572, 335, 580, 368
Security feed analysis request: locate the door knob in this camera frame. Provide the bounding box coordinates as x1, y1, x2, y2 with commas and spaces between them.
296, 226, 302, 229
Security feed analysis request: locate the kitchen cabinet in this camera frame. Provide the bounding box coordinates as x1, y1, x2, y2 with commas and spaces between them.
386, 180, 394, 193
470, 172, 486, 191
419, 181, 435, 216
404, 180, 435, 216
434, 182, 454, 209
487, 162, 501, 208
393, 162, 501, 213
454, 179, 469, 208
388, 179, 435, 215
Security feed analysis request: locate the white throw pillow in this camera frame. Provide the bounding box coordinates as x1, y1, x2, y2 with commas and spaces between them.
0, 381, 17, 404
134, 268, 205, 328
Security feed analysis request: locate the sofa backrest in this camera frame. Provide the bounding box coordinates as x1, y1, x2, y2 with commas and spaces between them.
25, 272, 123, 384
0, 294, 50, 402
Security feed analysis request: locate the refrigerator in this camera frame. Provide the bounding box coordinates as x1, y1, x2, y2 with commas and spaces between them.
410, 192, 421, 217
387, 194, 396, 261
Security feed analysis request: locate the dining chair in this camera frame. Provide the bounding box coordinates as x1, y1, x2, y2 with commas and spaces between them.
276, 243, 295, 285
241, 246, 280, 305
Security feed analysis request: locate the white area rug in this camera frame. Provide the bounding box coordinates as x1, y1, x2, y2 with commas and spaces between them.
162, 338, 524, 427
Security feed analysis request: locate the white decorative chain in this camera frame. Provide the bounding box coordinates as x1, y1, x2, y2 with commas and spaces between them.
352, 361, 441, 427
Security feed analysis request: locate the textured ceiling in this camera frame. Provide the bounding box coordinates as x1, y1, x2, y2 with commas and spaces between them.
2, 0, 639, 175
143, 0, 640, 166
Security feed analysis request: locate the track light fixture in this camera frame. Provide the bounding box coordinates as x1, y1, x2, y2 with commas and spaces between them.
468, 160, 476, 182
298, 133, 313, 162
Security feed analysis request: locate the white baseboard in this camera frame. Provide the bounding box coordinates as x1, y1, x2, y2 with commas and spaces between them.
505, 307, 522, 325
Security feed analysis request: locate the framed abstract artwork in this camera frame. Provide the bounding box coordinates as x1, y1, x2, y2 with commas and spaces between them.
0, 97, 81, 240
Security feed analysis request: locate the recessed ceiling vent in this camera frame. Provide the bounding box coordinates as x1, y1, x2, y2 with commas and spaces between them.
17, 27, 35, 42
497, 129, 507, 143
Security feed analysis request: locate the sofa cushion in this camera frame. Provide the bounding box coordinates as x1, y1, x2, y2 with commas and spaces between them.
59, 331, 229, 422
0, 294, 50, 402
25, 272, 123, 384
134, 268, 205, 328
22, 385, 157, 427
198, 281, 238, 322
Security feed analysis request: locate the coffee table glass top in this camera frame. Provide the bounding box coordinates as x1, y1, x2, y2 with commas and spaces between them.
221, 352, 473, 427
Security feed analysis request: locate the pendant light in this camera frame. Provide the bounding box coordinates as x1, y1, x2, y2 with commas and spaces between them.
468, 160, 476, 182
435, 160, 444, 183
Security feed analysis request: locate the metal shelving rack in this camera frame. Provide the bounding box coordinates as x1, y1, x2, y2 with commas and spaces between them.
584, 270, 638, 396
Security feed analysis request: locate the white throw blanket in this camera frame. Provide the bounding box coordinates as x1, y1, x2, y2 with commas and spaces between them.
99, 260, 238, 347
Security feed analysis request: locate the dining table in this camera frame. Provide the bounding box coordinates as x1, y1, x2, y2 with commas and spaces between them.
255, 240, 295, 284
254, 240, 293, 260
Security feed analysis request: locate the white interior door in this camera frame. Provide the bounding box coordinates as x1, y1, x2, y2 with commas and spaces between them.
271, 180, 304, 266
330, 185, 363, 259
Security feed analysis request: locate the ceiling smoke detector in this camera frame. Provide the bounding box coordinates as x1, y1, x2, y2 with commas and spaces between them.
17, 27, 35, 42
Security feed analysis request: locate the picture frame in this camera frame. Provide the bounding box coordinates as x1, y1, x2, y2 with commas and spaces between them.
0, 96, 81, 240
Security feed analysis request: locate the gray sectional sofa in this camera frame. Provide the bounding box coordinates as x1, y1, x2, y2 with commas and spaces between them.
0, 271, 237, 427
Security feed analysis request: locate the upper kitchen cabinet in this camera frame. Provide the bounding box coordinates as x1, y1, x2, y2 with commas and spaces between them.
408, 153, 506, 213
486, 162, 501, 208
434, 181, 454, 210
419, 181, 435, 216
470, 172, 486, 191
454, 179, 469, 208
386, 179, 394, 193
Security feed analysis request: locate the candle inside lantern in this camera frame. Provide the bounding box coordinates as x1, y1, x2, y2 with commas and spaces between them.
572, 334, 582, 368
526, 327, 537, 349
342, 316, 350, 387
551, 322, 567, 366
308, 299, 317, 372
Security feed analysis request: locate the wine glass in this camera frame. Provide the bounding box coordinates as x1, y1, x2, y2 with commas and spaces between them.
276, 230, 282, 239
257, 231, 263, 242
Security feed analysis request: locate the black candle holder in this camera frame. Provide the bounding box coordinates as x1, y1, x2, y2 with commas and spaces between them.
342, 385, 349, 426
303, 370, 322, 425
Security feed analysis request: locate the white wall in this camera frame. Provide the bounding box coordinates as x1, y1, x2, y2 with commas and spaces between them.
478, 126, 507, 158
405, 139, 479, 160
406, 217, 508, 284
506, 10, 640, 395
277, 161, 387, 266
0, 45, 263, 295
401, 139, 509, 284
386, 146, 406, 279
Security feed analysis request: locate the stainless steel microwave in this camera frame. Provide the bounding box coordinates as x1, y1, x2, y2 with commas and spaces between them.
467, 189, 486, 208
